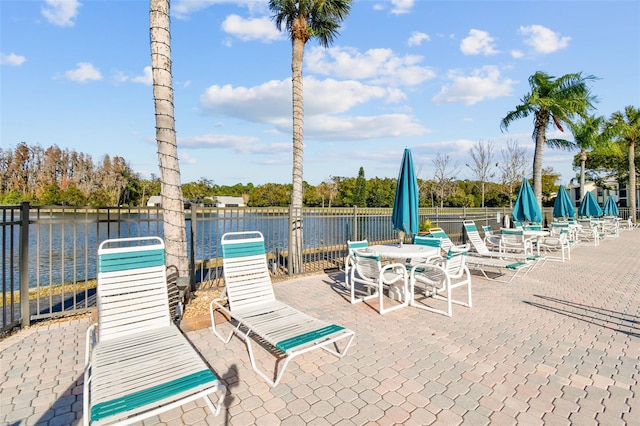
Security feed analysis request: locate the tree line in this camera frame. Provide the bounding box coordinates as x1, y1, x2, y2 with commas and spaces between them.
3, 140, 568, 208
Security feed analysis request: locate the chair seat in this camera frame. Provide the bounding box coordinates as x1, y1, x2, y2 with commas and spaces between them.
91, 326, 220, 425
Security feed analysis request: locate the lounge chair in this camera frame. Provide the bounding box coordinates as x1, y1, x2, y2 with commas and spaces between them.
84, 237, 225, 426
210, 231, 355, 387
349, 248, 409, 314
460, 221, 536, 283
410, 244, 472, 317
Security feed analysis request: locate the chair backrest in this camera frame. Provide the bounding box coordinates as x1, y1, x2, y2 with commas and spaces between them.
413, 234, 443, 249
427, 228, 454, 251
352, 249, 382, 281
462, 220, 490, 254
97, 237, 171, 341
524, 223, 543, 231
513, 221, 524, 229
443, 244, 469, 279
221, 231, 276, 311
500, 227, 525, 244
482, 225, 494, 236
347, 239, 368, 253
551, 222, 570, 236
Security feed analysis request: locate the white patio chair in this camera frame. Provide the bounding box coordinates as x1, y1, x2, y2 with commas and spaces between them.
410, 244, 472, 317
210, 231, 355, 387
344, 239, 368, 290
84, 237, 225, 426
538, 229, 571, 262
499, 228, 534, 256
350, 248, 409, 315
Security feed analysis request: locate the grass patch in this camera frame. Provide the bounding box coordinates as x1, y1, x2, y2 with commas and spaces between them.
1, 280, 97, 307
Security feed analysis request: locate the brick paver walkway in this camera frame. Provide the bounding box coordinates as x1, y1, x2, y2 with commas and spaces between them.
2, 230, 638, 425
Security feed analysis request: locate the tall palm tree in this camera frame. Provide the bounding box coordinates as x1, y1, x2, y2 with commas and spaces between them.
150, 0, 188, 276
269, 0, 352, 272
608, 106, 640, 223
563, 115, 606, 198
500, 71, 597, 205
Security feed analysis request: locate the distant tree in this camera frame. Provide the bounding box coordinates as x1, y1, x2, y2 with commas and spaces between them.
150, 0, 188, 277
367, 177, 396, 208
563, 115, 607, 199
269, 0, 352, 272
353, 167, 367, 207
607, 106, 640, 221
38, 183, 61, 206
501, 71, 597, 205
248, 183, 291, 207
498, 140, 528, 207
541, 167, 560, 206
432, 153, 459, 208
60, 184, 88, 206
466, 140, 495, 207
317, 180, 338, 207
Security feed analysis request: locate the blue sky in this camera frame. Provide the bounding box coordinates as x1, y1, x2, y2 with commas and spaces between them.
2, 0, 639, 187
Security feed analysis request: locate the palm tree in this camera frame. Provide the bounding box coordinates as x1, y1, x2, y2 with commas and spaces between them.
563, 115, 606, 198
608, 106, 640, 223
150, 0, 188, 276
269, 0, 352, 272
500, 71, 597, 205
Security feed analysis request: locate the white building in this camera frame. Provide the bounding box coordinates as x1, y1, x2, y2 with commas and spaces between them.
566, 178, 639, 208
209, 196, 245, 207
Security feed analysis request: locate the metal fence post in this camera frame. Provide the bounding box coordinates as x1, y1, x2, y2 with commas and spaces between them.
352, 206, 358, 241
19, 202, 30, 327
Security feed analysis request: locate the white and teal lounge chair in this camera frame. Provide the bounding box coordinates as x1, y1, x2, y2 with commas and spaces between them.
460, 221, 536, 283
210, 231, 355, 387
84, 237, 225, 426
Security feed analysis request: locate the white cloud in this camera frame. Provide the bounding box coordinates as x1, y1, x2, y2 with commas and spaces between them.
41, 0, 81, 27
0, 52, 26, 66
64, 62, 102, 82
391, 0, 415, 15
132, 66, 153, 85
179, 133, 271, 155
460, 29, 498, 56
518, 25, 570, 54
221, 14, 283, 42
199, 76, 428, 139
432, 66, 515, 105
305, 114, 428, 140
178, 151, 197, 165
407, 31, 430, 47
511, 49, 524, 59
116, 66, 152, 85
172, 0, 269, 19
306, 46, 436, 86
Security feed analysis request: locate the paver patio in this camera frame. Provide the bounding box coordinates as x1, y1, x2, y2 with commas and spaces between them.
1, 229, 638, 425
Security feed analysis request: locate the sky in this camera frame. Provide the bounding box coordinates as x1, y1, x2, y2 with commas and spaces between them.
1, 0, 639, 188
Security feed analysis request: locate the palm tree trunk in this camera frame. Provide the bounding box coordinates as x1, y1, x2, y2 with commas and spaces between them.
580, 149, 587, 198
289, 35, 305, 273
532, 126, 546, 206
150, 0, 188, 277
630, 141, 637, 222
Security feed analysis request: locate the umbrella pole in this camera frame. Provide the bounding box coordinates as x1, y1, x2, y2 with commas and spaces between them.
398, 231, 405, 247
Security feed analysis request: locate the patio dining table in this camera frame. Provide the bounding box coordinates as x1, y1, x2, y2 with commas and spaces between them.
522, 229, 550, 255
366, 244, 441, 301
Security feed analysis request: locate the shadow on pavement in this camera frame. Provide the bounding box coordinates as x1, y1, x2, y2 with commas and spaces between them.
524, 294, 639, 338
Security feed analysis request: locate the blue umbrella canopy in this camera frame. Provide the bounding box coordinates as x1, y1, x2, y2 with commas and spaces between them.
553, 185, 575, 219
578, 191, 604, 217
512, 178, 543, 223
392, 148, 419, 235
602, 194, 619, 216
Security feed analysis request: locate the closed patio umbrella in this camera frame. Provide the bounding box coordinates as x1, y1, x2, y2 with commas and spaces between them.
392, 148, 419, 244
602, 194, 619, 216
512, 178, 543, 223
578, 191, 603, 218
553, 185, 575, 219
